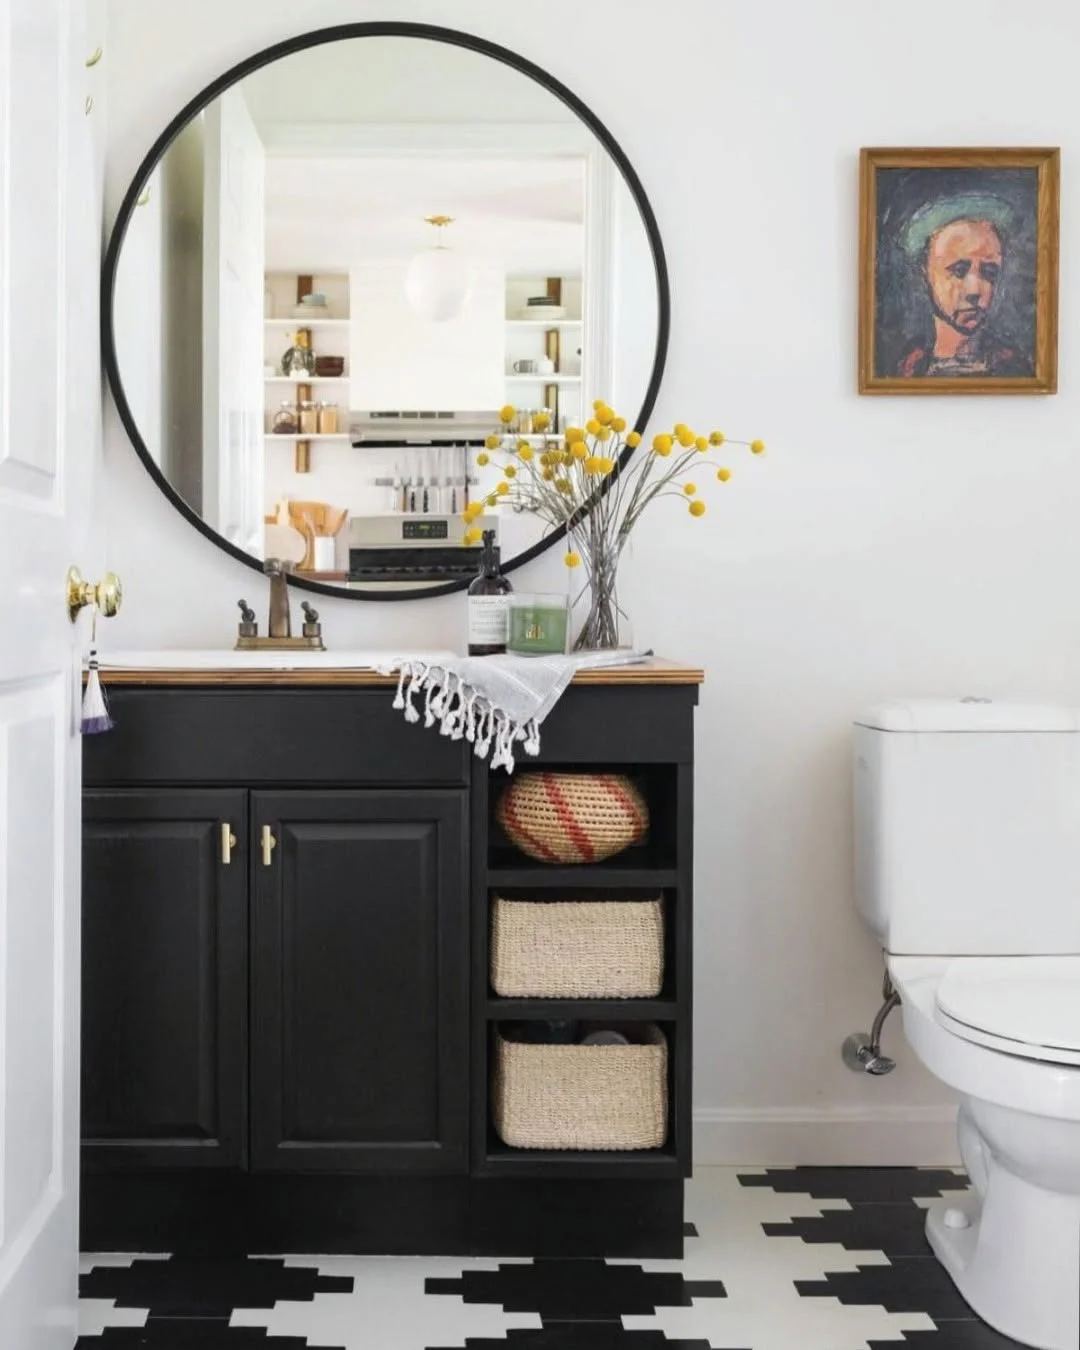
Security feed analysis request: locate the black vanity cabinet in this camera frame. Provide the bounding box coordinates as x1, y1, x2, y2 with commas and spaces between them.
82, 789, 248, 1170
81, 670, 699, 1258
249, 789, 468, 1173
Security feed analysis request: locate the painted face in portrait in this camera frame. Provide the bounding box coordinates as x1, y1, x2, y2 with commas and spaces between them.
925, 218, 1003, 335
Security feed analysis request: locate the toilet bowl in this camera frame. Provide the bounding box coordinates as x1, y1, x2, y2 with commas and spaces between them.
889, 955, 1080, 1350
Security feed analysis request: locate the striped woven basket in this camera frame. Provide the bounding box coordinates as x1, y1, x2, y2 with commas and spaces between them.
496, 772, 649, 864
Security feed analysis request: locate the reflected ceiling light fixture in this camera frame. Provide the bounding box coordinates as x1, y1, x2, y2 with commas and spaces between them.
403, 215, 471, 322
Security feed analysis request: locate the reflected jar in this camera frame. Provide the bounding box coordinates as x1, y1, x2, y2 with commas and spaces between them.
298, 400, 318, 435
271, 401, 298, 435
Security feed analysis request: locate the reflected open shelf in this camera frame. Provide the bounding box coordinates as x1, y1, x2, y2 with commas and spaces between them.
264, 433, 352, 442
264, 317, 350, 328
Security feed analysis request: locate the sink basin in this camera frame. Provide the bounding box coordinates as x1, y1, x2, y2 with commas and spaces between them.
98, 649, 455, 672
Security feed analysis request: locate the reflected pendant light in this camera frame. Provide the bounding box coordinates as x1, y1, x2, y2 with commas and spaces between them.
403, 215, 471, 322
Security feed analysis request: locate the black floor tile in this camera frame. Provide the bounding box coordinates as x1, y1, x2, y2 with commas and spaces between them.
427, 1260, 725, 1320
870, 1319, 1028, 1348
764, 1200, 936, 1256
77, 1317, 328, 1348
740, 1167, 968, 1203
79, 1257, 351, 1318
798, 1255, 979, 1320
437, 1327, 730, 1350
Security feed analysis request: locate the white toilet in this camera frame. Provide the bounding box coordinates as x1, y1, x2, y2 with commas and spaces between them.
854, 698, 1080, 1350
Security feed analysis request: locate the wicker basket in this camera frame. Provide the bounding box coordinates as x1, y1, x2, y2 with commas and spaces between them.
496, 772, 649, 865
492, 1025, 668, 1151
491, 897, 664, 998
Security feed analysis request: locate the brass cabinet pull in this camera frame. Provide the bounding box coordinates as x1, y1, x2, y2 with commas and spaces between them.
221, 822, 237, 865
86, 46, 104, 67
84, 94, 93, 115
261, 825, 277, 867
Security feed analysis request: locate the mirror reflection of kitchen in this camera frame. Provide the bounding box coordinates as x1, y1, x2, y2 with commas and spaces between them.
111, 36, 659, 591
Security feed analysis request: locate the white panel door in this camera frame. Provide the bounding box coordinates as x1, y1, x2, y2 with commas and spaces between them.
350, 262, 505, 411
203, 88, 265, 556
0, 0, 104, 1346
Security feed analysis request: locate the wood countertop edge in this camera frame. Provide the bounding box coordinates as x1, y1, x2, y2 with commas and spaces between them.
94, 657, 704, 688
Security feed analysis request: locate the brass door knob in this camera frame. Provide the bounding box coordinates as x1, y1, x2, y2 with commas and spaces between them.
67, 566, 122, 622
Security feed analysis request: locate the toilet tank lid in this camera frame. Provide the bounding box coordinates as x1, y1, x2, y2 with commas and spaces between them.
856, 698, 1080, 732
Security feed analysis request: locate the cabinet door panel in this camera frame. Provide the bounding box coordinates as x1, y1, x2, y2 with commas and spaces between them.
82, 790, 247, 1169
252, 791, 467, 1173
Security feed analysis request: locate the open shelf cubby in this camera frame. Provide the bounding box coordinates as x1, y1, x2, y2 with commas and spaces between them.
471, 736, 694, 1181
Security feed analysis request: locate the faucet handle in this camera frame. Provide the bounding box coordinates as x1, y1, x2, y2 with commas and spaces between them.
237, 598, 257, 638
301, 600, 323, 644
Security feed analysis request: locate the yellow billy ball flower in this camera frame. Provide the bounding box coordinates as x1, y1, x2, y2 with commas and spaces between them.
499, 404, 516, 424
751, 439, 766, 454
571, 442, 589, 460
564, 551, 581, 568
709, 430, 725, 446
585, 418, 601, 436
504, 464, 517, 478
542, 467, 555, 481
592, 399, 606, 412
600, 457, 616, 474
652, 433, 673, 456
516, 439, 531, 452
677, 429, 696, 448
596, 406, 613, 425
596, 425, 612, 441
673, 422, 688, 437
695, 436, 708, 452
555, 478, 572, 494
484, 435, 501, 450
689, 500, 706, 518
565, 426, 586, 444
496, 481, 510, 496
683, 482, 697, 495
463, 527, 483, 545
486, 494, 498, 507
717, 467, 732, 482
518, 444, 534, 461
476, 451, 490, 466
532, 411, 550, 431
611, 416, 627, 433
583, 455, 602, 475
626, 430, 642, 447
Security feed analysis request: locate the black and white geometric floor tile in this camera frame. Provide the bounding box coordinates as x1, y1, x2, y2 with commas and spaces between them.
78, 1166, 1025, 1349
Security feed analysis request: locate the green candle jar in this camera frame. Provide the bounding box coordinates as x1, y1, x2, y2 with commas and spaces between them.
508, 594, 570, 656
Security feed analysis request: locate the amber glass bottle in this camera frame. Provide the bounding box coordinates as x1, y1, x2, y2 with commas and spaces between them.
467, 530, 512, 656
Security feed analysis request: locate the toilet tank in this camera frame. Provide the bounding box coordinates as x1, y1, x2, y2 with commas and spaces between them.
854, 698, 1080, 956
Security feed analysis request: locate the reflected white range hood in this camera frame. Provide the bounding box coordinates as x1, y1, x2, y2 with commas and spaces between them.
348, 409, 499, 447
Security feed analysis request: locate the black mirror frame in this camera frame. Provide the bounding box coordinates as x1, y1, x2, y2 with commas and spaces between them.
101, 20, 670, 602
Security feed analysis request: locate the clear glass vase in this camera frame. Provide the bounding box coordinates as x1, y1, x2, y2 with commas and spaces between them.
568, 528, 632, 651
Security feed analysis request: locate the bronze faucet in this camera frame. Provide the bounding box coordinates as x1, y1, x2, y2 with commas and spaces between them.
265, 559, 292, 638
233, 562, 325, 650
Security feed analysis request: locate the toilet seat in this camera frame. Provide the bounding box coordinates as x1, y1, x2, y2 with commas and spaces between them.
935, 957, 1080, 1067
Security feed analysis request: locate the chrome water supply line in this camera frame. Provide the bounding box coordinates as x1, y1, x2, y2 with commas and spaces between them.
842, 971, 900, 1075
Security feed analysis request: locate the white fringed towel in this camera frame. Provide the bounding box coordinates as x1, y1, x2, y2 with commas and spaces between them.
381, 651, 648, 772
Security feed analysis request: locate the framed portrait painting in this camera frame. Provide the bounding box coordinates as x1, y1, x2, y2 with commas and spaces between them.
859, 147, 1059, 394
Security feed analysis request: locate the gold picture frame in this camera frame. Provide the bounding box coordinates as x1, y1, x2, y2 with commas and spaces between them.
858, 147, 1059, 395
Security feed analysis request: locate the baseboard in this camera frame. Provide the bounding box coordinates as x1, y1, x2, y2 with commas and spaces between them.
693, 1105, 960, 1167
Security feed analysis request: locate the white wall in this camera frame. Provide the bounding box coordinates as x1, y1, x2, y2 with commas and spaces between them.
103, 0, 1080, 1165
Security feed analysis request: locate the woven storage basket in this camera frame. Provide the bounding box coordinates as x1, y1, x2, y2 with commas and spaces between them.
492, 1026, 668, 1151
491, 897, 664, 998
496, 772, 649, 864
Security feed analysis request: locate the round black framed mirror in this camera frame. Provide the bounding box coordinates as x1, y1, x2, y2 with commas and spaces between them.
102, 21, 669, 601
